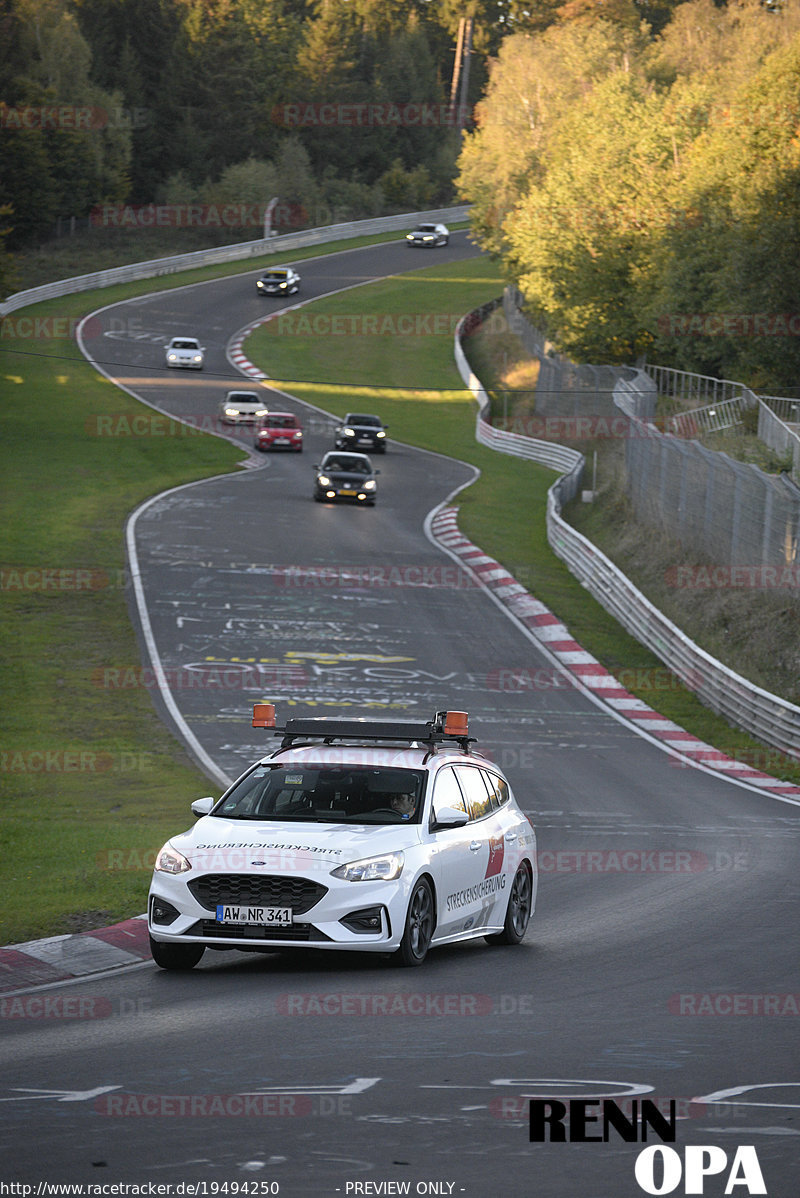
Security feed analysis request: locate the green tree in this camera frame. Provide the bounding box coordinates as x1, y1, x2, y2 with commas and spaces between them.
457, 19, 647, 252
647, 33, 800, 389
505, 70, 701, 362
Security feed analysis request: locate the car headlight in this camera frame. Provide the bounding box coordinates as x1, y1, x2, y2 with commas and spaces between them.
256, 408, 269, 416
317, 474, 331, 486
364, 479, 376, 490
377, 430, 386, 438
154, 843, 192, 874
293, 430, 302, 439
225, 408, 239, 417
343, 428, 355, 437
331, 851, 404, 882
167, 353, 177, 361
193, 354, 202, 362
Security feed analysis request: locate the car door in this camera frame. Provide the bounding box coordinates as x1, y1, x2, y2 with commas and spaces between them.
427, 765, 478, 940
452, 764, 510, 931
429, 765, 504, 940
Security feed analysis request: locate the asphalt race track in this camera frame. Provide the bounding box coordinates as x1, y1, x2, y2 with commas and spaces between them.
2, 234, 799, 1197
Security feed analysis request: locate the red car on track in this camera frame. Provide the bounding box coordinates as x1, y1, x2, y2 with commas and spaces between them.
254, 412, 304, 452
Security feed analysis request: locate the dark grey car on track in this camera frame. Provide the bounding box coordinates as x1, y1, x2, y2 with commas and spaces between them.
313, 451, 379, 505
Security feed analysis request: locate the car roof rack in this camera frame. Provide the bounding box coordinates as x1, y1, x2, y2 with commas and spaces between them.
251, 705, 474, 752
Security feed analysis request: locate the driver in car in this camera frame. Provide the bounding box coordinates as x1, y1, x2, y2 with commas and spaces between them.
389, 792, 417, 820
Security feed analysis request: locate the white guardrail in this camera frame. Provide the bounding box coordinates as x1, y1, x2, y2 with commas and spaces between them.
0, 206, 470, 316
454, 308, 800, 761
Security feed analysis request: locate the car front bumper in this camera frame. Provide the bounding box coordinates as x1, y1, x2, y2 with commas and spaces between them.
148, 869, 416, 952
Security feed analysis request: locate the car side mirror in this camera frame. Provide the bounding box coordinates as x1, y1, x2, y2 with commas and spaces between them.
374, 469, 381, 475
432, 805, 469, 829
191, 797, 215, 817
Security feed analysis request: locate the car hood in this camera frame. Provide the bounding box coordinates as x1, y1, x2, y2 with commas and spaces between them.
171, 817, 420, 874
325, 470, 373, 483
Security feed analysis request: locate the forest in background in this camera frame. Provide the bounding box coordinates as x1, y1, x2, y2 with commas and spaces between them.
0, 1, 685, 260
2, 0, 798, 391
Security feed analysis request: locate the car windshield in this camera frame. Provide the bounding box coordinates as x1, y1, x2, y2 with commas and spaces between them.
324, 457, 369, 474
172, 340, 198, 349
264, 415, 296, 428
263, 272, 286, 280
213, 764, 424, 824
417, 226, 436, 233
347, 415, 380, 426
228, 394, 258, 404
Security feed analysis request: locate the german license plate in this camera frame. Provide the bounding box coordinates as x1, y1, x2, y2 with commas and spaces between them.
273, 438, 289, 445
216, 905, 292, 926
340, 488, 357, 496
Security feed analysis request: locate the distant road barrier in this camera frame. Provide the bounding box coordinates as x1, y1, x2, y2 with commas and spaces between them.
454, 304, 800, 762
0, 206, 469, 317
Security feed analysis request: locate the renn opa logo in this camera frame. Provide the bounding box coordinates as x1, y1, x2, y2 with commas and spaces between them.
529, 1100, 766, 1195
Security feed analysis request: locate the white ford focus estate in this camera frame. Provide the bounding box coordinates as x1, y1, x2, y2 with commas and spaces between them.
148, 708, 537, 970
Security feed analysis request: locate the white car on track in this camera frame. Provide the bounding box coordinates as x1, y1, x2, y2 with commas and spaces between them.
406, 222, 449, 247
148, 708, 537, 970
218, 390, 270, 426
165, 336, 205, 369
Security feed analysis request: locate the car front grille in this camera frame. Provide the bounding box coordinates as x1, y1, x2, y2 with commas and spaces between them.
188, 920, 331, 943
187, 874, 328, 914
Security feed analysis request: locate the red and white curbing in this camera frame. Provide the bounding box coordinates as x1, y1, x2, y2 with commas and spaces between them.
430, 506, 800, 801
228, 319, 270, 380
0, 916, 152, 995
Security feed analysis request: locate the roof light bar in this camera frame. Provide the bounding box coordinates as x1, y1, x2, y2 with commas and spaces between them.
250, 705, 474, 749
